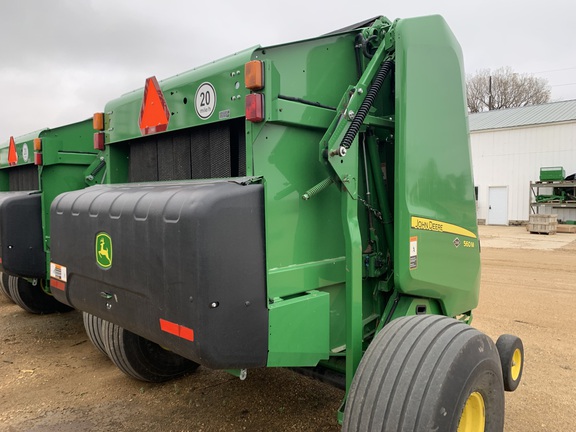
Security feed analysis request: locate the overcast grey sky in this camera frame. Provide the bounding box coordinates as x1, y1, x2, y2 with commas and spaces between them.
1, 0, 574, 140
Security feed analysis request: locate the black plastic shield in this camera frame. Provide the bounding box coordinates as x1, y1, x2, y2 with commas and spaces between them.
50, 179, 267, 369
0, 191, 46, 278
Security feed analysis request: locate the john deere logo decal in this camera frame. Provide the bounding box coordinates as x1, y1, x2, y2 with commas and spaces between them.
96, 232, 112, 268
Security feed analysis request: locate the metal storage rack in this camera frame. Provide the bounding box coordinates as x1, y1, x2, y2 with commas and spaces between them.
529, 180, 576, 215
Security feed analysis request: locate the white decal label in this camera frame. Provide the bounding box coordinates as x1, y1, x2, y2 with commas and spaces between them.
50, 262, 67, 282
195, 82, 216, 120
409, 236, 418, 270
22, 143, 29, 162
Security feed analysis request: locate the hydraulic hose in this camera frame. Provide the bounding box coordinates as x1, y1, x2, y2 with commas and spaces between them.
341, 59, 394, 150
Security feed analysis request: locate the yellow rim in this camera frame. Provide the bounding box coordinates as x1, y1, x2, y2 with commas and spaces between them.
511, 348, 522, 381
457, 391, 486, 432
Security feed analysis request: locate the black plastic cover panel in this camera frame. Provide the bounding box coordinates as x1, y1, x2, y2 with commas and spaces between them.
50, 179, 267, 369
0, 191, 45, 278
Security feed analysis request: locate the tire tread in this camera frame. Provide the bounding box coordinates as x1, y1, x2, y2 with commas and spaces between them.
343, 315, 504, 432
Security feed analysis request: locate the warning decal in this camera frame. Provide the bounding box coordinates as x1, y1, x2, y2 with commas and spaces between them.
22, 143, 29, 162
50, 262, 67, 282
409, 236, 418, 270
195, 82, 216, 120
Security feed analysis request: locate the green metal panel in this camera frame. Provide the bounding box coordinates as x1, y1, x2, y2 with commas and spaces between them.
37, 120, 100, 275
250, 33, 359, 295
38, 120, 97, 165
0, 130, 44, 173
104, 48, 256, 144
252, 124, 345, 298
252, 34, 359, 112
393, 15, 480, 316
247, 33, 369, 369
267, 290, 330, 366
0, 120, 96, 173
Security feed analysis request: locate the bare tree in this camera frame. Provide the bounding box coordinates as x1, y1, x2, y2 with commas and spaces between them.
466, 67, 551, 113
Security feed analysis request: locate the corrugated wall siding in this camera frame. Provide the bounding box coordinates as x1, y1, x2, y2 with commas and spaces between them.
470, 121, 576, 223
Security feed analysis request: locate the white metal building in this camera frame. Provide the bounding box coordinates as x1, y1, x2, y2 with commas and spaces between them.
469, 100, 576, 225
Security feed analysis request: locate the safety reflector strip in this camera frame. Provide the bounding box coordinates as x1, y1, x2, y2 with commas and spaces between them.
139, 76, 170, 135
159, 318, 194, 342
8, 136, 18, 166
50, 279, 66, 291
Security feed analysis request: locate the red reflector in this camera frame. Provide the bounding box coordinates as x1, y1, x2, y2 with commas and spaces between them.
34, 152, 42, 165
8, 136, 18, 165
160, 319, 178, 335
139, 76, 171, 135
93, 132, 105, 150
246, 93, 264, 122
50, 279, 65, 291
180, 326, 194, 341
159, 318, 194, 342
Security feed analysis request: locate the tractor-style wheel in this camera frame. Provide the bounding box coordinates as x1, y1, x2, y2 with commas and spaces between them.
82, 312, 108, 357
102, 320, 199, 382
8, 275, 73, 314
0, 272, 14, 302
496, 334, 524, 392
343, 315, 505, 432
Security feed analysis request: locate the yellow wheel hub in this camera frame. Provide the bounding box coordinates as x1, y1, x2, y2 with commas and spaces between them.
457, 391, 486, 432
511, 348, 522, 381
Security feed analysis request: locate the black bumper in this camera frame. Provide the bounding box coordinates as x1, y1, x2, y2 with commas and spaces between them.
50, 179, 268, 369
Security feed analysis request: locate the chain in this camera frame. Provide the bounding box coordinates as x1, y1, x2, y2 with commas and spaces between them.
358, 196, 383, 222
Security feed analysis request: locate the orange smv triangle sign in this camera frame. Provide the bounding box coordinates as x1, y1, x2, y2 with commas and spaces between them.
138, 76, 171, 135
8, 136, 18, 166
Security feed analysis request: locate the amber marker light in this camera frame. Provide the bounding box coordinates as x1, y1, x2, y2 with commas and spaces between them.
33, 138, 42, 151
245, 60, 264, 90
93, 112, 105, 131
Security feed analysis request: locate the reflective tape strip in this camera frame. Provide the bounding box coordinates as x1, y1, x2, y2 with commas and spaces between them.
159, 318, 194, 342
50, 279, 66, 291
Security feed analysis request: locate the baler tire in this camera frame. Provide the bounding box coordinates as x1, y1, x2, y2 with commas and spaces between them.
342, 315, 505, 432
102, 320, 199, 383
0, 272, 14, 302
496, 334, 524, 392
7, 275, 73, 314
82, 312, 108, 357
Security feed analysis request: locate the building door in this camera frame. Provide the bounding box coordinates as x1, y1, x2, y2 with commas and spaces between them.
487, 186, 509, 225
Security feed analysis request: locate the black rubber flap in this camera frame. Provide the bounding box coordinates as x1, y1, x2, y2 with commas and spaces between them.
0, 191, 45, 278
50, 179, 267, 369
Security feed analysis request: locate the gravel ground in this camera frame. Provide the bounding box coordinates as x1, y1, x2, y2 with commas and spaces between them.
1, 226, 575, 431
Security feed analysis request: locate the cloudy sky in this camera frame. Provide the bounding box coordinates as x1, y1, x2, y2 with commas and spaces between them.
1, 0, 574, 140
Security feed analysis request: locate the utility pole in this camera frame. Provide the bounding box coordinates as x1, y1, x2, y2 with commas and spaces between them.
488, 75, 493, 111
